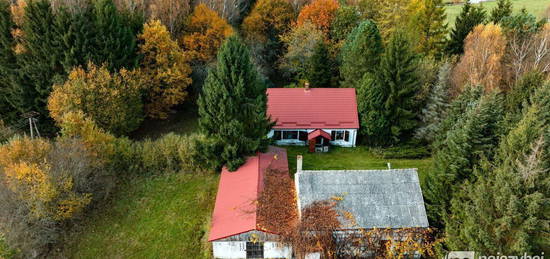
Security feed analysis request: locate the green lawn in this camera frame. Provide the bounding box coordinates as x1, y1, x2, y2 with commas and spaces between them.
445, 0, 550, 26
285, 146, 433, 183
63, 173, 218, 259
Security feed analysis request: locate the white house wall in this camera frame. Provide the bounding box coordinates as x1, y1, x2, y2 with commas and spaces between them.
212, 241, 246, 258
212, 241, 292, 259
268, 129, 357, 147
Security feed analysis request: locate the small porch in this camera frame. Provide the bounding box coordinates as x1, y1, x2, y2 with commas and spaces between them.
307, 129, 331, 153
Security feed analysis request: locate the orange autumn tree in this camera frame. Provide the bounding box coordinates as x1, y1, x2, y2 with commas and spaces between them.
181, 4, 233, 64
452, 23, 506, 93
296, 0, 339, 35
138, 20, 192, 119
242, 0, 296, 42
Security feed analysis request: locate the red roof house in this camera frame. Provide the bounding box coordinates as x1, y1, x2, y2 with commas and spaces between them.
266, 88, 359, 148
208, 147, 293, 258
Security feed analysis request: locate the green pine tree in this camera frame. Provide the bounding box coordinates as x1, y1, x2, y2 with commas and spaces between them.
446, 1, 486, 55
357, 72, 391, 146
489, 0, 512, 24
13, 0, 67, 132
198, 36, 273, 171
306, 41, 332, 87
61, 3, 97, 73
445, 84, 550, 253
424, 91, 504, 227
93, 0, 140, 71
340, 20, 383, 88
379, 31, 421, 143
0, 0, 17, 124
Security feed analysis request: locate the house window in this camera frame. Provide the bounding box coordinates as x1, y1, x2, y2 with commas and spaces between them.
246, 242, 264, 259
331, 130, 349, 141
283, 131, 298, 140
299, 131, 308, 141
273, 130, 282, 140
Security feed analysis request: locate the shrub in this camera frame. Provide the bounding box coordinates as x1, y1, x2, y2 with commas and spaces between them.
0, 136, 110, 257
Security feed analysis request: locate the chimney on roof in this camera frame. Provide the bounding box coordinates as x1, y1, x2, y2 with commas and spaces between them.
297, 155, 303, 172
304, 82, 310, 91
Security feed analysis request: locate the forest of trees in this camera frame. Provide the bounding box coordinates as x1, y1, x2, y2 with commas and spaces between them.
0, 0, 549, 257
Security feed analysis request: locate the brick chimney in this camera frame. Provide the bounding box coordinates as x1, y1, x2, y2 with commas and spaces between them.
304, 82, 310, 91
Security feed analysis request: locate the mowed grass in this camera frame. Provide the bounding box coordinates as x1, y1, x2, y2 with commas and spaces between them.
445, 0, 550, 26
285, 146, 433, 183
64, 173, 219, 259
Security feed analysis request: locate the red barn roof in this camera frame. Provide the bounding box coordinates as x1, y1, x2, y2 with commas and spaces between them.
208, 146, 288, 242
266, 88, 359, 129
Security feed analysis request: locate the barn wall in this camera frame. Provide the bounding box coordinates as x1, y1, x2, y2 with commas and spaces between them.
212, 241, 246, 258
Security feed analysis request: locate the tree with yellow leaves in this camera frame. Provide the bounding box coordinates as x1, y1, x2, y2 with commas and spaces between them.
452, 24, 506, 92
47, 63, 143, 136
407, 0, 448, 57
242, 0, 295, 43
138, 20, 192, 119
181, 4, 233, 65
376, 0, 410, 40
0, 136, 109, 256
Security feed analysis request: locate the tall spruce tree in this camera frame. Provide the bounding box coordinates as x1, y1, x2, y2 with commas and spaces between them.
13, 0, 66, 132
340, 20, 383, 87
446, 1, 486, 55
489, 0, 512, 24
93, 0, 140, 70
0, 0, 17, 124
198, 36, 273, 171
357, 73, 391, 146
424, 91, 504, 227
378, 32, 421, 143
414, 62, 452, 143
61, 3, 97, 73
306, 41, 332, 87
445, 83, 550, 254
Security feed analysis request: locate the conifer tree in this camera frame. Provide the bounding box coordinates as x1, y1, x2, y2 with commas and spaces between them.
378, 32, 421, 142
446, 1, 486, 55
330, 5, 360, 43
306, 41, 332, 87
407, 0, 448, 57
198, 36, 273, 171
357, 73, 390, 146
445, 84, 550, 253
414, 62, 452, 143
93, 0, 140, 70
489, 0, 512, 24
61, 3, 97, 73
340, 20, 383, 88
0, 0, 17, 124
424, 91, 504, 227
13, 0, 66, 131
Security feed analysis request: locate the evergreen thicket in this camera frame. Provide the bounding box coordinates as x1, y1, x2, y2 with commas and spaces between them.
489, 0, 512, 24
0, 0, 16, 124
198, 36, 273, 171
306, 41, 332, 87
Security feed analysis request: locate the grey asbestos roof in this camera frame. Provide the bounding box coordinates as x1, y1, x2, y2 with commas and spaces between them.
296, 169, 429, 229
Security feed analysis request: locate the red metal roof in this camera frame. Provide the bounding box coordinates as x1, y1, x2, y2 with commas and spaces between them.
266, 88, 359, 129
208, 146, 288, 242
308, 129, 331, 140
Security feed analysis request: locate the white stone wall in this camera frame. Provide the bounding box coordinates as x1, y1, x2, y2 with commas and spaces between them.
264, 242, 292, 258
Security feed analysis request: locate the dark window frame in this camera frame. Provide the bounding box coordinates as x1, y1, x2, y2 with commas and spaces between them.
246, 241, 264, 259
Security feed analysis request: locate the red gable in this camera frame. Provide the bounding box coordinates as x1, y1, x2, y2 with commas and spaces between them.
266, 88, 359, 129
208, 147, 288, 241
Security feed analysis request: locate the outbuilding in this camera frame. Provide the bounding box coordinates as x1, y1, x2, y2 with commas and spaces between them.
208, 147, 293, 259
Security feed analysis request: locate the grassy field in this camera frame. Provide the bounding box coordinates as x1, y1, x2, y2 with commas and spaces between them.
285, 146, 433, 183
445, 0, 550, 26
63, 173, 218, 259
